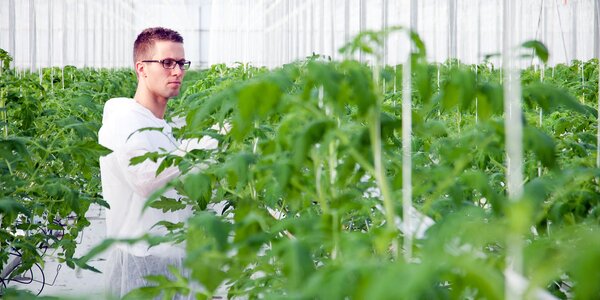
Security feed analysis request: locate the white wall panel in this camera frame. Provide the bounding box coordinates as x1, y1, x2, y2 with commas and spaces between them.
0, 0, 597, 69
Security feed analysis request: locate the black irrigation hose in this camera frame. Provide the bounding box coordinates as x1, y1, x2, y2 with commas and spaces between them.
4, 262, 46, 296
32, 263, 46, 296
1, 217, 71, 296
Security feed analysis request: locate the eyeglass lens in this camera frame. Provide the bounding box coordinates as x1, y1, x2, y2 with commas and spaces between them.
162, 59, 190, 70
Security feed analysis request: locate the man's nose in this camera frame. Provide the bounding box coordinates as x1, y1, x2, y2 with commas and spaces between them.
172, 66, 184, 76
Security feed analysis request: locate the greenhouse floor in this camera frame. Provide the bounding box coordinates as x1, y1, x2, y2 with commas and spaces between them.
21, 204, 107, 298
18, 204, 229, 299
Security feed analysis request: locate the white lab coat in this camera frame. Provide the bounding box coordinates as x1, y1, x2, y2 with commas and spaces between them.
98, 97, 195, 298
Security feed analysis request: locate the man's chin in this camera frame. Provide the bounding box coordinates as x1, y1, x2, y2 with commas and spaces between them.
167, 90, 181, 99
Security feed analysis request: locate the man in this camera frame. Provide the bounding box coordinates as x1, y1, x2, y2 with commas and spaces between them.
98, 27, 193, 298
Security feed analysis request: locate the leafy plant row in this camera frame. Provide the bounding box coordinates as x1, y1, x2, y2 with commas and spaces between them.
2, 41, 600, 299
0, 50, 137, 295
87, 39, 600, 299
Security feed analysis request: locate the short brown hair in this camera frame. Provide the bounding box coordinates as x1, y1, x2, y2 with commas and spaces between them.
133, 27, 183, 64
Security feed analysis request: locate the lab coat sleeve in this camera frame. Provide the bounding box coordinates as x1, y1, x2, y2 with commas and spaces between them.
115, 129, 182, 198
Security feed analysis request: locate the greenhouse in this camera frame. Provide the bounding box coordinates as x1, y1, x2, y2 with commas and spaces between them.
1, 0, 600, 299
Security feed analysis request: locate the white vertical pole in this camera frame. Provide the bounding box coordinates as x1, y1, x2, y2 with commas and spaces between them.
266, 0, 270, 66
48, 0, 53, 68
382, 0, 388, 67
83, 0, 88, 67
29, 0, 36, 73
287, 0, 291, 63
9, 0, 16, 69
92, 0, 96, 68
477, 0, 481, 63
111, 0, 115, 68
597, 60, 600, 168
62, 0, 67, 68
433, 0, 438, 62
411, 0, 418, 37
288, 0, 292, 62
62, 0, 67, 88
538, 58, 544, 177
101, 1, 105, 68
74, 0, 79, 67
359, 0, 365, 62
244, 0, 250, 64
295, 1, 299, 60
448, 0, 457, 61
554, 0, 569, 63
280, 1, 284, 65
594, 0, 599, 58
402, 0, 416, 262
319, 0, 324, 56
130, 0, 135, 67
503, 0, 524, 299
475, 0, 481, 122
571, 1, 577, 61
597, 0, 600, 168
310, 0, 314, 57
504, 0, 524, 225
344, 0, 349, 49
330, 0, 335, 60
49, 0, 54, 88
402, 41, 412, 262
115, 0, 119, 68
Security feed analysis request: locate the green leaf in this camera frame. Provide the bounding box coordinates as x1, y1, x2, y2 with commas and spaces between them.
217, 152, 255, 190
186, 213, 231, 292
0, 197, 31, 224
523, 83, 596, 117
73, 238, 118, 272
524, 126, 557, 169
188, 212, 232, 253
149, 196, 187, 213
1, 287, 59, 300
292, 119, 335, 168
152, 221, 185, 231
129, 151, 160, 166
182, 172, 212, 210
122, 286, 162, 300
234, 80, 281, 140
127, 126, 164, 141
521, 40, 549, 64
441, 68, 476, 112
476, 82, 503, 120
0, 137, 32, 165
280, 240, 315, 290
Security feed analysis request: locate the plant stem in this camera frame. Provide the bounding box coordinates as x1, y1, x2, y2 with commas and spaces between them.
312, 149, 328, 214
597, 60, 600, 168
370, 62, 398, 258
1, 88, 7, 138
328, 140, 337, 198
402, 55, 413, 261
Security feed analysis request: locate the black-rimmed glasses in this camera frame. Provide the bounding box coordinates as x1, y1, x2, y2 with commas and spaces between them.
142, 59, 191, 70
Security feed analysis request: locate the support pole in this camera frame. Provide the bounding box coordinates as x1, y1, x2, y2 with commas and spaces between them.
595, 0, 599, 58
448, 0, 457, 61
9, 0, 16, 68
359, 0, 366, 63
29, 0, 36, 73
503, 0, 524, 299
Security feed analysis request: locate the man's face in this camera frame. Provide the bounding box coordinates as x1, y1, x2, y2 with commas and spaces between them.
142, 40, 186, 101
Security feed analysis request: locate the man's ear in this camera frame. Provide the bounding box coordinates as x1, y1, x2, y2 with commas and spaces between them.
135, 61, 146, 78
